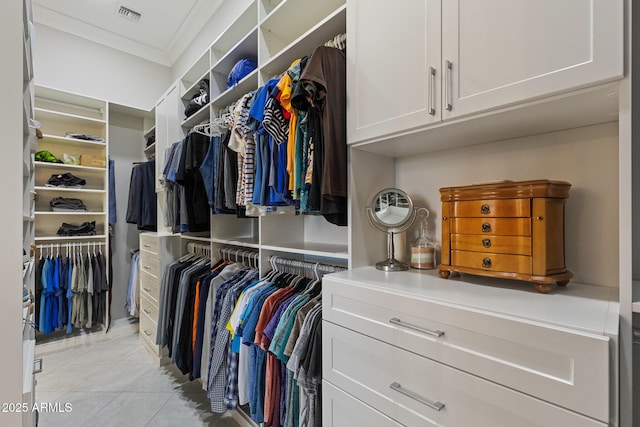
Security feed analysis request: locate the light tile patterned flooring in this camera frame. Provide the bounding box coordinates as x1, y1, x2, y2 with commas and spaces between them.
35, 332, 242, 427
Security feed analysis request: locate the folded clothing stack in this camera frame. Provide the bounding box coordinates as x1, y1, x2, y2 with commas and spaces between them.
56, 221, 96, 236
46, 173, 86, 188
64, 132, 106, 143
50, 197, 88, 212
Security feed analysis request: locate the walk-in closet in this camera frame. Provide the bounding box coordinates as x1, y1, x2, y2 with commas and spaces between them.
4, 0, 640, 426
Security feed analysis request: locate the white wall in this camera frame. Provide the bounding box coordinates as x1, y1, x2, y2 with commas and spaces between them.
0, 0, 26, 424
396, 122, 619, 288
171, 0, 253, 81
33, 24, 171, 110
108, 113, 146, 321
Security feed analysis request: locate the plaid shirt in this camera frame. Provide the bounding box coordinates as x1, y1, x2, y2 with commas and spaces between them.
208, 269, 259, 413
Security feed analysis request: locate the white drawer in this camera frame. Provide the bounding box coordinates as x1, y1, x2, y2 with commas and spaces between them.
140, 233, 159, 255
139, 252, 160, 277
140, 293, 159, 323
323, 381, 402, 427
323, 279, 610, 422
140, 270, 160, 304
323, 322, 606, 427
139, 310, 158, 346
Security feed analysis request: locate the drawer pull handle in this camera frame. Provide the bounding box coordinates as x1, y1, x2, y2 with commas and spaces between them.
428, 66, 436, 115
482, 239, 491, 248
389, 318, 444, 338
143, 287, 152, 292
445, 60, 453, 111
480, 204, 490, 214
143, 266, 151, 270
143, 309, 152, 314
143, 244, 151, 248
481, 222, 491, 232
143, 330, 152, 337
482, 258, 492, 268
390, 382, 445, 412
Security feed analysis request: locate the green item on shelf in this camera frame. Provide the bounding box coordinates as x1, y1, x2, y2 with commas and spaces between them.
35, 150, 62, 163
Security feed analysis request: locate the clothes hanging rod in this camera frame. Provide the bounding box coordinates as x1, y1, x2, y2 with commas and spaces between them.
268, 255, 346, 275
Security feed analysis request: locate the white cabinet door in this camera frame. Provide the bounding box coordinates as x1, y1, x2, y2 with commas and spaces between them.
442, 0, 623, 119
347, 0, 441, 144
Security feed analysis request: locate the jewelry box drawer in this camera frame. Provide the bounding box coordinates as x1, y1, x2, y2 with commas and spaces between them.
140, 234, 159, 255
323, 323, 605, 427
323, 279, 610, 422
451, 234, 531, 255
451, 199, 530, 217
451, 250, 532, 274
140, 270, 160, 303
450, 217, 531, 236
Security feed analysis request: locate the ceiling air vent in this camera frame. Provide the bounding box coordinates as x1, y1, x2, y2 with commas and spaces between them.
115, 4, 142, 22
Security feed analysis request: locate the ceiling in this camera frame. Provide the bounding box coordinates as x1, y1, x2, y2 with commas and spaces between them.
32, 0, 224, 67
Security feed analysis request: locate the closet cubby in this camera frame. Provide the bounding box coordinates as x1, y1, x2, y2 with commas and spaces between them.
258, 0, 344, 67
211, 215, 259, 246
179, 53, 210, 99
210, 1, 257, 65
209, 29, 259, 100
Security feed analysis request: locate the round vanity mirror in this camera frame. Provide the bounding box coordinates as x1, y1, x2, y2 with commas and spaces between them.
367, 188, 417, 271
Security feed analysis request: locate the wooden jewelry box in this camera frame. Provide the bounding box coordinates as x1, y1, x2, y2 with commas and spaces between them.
438, 180, 572, 293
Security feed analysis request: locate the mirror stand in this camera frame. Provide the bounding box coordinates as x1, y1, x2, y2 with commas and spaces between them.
377, 230, 410, 272
367, 199, 418, 272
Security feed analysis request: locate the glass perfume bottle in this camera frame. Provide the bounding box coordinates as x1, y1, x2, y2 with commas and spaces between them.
410, 208, 436, 270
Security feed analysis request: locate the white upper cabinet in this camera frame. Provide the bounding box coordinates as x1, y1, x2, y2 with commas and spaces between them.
347, 0, 623, 145
442, 0, 623, 120
347, 0, 441, 143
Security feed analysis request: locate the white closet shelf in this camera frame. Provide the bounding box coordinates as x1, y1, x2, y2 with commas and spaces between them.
34, 186, 106, 194
40, 134, 106, 148
182, 70, 211, 101
35, 235, 107, 242
260, 5, 346, 77
211, 70, 259, 109
633, 281, 640, 313
211, 237, 260, 248
210, 26, 258, 76
144, 142, 156, 156
261, 242, 349, 259
181, 234, 212, 243
34, 107, 106, 125
35, 211, 106, 215
181, 103, 211, 128
34, 161, 106, 173
143, 126, 156, 139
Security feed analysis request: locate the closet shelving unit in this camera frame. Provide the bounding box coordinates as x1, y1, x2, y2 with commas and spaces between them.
159, 0, 350, 276
146, 1, 346, 423
21, 0, 37, 424
33, 87, 108, 244
32, 87, 110, 339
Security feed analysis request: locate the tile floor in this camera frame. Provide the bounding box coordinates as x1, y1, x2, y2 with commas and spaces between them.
35, 331, 244, 427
